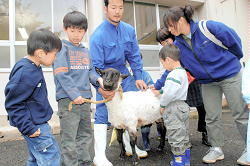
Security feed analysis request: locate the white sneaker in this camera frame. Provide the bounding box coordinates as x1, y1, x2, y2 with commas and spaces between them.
237, 149, 250, 166
202, 147, 224, 163
123, 130, 148, 158
93, 124, 113, 166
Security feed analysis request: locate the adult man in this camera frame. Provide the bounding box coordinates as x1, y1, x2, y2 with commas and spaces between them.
90, 0, 147, 165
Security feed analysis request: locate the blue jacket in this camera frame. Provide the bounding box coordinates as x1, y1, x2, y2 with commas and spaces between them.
174, 20, 243, 84
90, 20, 143, 80
5, 58, 52, 136
154, 70, 170, 90
53, 40, 100, 101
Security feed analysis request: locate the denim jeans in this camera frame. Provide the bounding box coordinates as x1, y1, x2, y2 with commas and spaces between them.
23, 123, 60, 166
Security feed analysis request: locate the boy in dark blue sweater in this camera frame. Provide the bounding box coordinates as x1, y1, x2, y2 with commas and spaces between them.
5, 29, 62, 166
53, 11, 102, 166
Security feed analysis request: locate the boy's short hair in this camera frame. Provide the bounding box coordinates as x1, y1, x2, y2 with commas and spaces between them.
27, 29, 62, 56
159, 44, 180, 61
156, 27, 175, 43
63, 11, 88, 30
104, 0, 124, 7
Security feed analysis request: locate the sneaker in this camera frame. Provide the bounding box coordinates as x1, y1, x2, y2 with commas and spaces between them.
202, 147, 224, 163
237, 149, 250, 166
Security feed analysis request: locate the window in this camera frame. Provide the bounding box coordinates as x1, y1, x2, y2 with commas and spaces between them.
53, 0, 85, 39
122, 0, 134, 27
0, 0, 9, 40
0, 0, 86, 71
135, 2, 157, 45
15, 45, 27, 62
159, 6, 169, 27
0, 46, 10, 68
15, 0, 52, 41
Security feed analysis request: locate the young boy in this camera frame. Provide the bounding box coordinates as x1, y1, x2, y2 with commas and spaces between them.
53, 11, 102, 166
152, 44, 191, 166
4, 29, 62, 166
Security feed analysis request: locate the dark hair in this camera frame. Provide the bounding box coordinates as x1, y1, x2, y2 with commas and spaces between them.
104, 0, 124, 7
63, 11, 88, 30
159, 44, 180, 61
156, 27, 175, 43
163, 5, 194, 29
27, 29, 62, 56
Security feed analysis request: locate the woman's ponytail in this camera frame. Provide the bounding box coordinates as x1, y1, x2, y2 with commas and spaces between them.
183, 5, 194, 23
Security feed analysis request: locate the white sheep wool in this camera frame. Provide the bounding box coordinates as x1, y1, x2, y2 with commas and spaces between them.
105, 89, 161, 135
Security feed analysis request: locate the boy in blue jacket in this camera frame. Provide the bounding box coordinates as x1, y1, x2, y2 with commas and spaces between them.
53, 11, 103, 166
5, 29, 62, 166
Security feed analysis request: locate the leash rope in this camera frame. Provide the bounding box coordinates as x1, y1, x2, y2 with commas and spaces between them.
68, 86, 123, 112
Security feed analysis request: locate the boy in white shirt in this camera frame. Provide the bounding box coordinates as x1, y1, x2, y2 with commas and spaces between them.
152, 44, 191, 166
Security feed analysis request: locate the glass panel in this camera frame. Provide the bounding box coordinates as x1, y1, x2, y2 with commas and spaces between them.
159, 6, 169, 27
15, 45, 52, 68
53, 0, 85, 40
0, 46, 10, 68
135, 3, 157, 45
122, 1, 134, 27
15, 0, 52, 41
0, 0, 9, 40
15, 45, 27, 63
140, 50, 159, 67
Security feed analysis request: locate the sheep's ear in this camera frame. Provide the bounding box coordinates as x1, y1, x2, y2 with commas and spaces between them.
95, 67, 104, 76
121, 74, 129, 80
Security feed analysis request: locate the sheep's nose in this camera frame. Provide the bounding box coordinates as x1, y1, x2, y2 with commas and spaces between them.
104, 85, 113, 91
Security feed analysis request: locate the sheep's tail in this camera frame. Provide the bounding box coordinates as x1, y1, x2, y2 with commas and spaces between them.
109, 128, 117, 146
68, 97, 112, 112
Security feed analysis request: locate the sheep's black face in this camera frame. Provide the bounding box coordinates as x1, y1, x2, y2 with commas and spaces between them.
95, 67, 129, 91
102, 68, 120, 91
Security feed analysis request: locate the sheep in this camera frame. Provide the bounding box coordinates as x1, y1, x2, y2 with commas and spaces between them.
96, 67, 162, 165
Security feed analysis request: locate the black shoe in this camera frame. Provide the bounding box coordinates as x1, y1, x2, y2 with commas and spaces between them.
202, 132, 211, 147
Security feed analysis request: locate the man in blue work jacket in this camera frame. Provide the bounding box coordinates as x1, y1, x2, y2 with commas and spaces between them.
90, 0, 147, 165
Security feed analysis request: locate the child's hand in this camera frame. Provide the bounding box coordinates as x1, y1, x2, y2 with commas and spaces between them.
29, 128, 41, 138
97, 77, 104, 89
248, 104, 250, 111
151, 89, 160, 96
149, 84, 156, 90
73, 96, 85, 104
160, 108, 165, 115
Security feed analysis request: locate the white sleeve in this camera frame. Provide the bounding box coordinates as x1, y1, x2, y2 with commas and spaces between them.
160, 74, 182, 107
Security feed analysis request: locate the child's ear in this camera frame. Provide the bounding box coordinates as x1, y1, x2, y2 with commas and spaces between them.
95, 67, 104, 76
121, 74, 129, 80
34, 49, 45, 58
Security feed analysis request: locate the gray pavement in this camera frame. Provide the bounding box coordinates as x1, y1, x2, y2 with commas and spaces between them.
0, 110, 246, 166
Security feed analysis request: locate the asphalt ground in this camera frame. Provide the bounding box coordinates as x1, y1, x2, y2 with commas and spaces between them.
0, 111, 246, 166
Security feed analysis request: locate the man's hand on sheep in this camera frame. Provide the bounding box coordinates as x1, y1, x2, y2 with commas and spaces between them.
160, 108, 165, 115
136, 80, 147, 91
73, 96, 85, 104
98, 88, 115, 99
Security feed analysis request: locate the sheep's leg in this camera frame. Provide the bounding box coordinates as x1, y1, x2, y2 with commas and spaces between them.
156, 121, 166, 151
129, 134, 139, 165
116, 128, 126, 159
